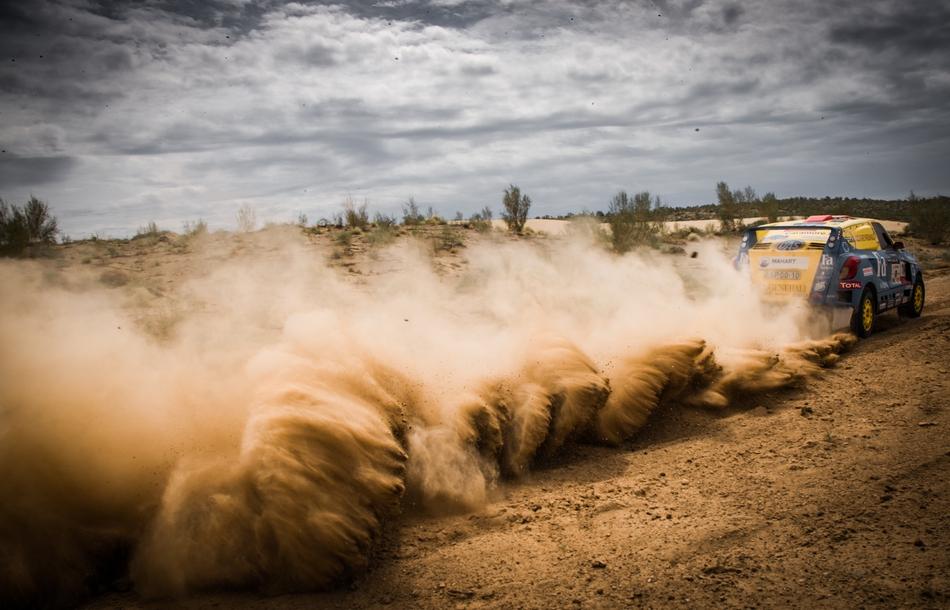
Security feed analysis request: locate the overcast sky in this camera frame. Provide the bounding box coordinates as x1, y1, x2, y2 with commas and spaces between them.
1, 0, 948, 236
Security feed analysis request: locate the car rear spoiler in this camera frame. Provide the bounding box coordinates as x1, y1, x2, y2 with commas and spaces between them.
740, 225, 843, 250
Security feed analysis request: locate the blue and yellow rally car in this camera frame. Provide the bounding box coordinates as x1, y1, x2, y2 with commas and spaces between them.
735, 215, 925, 337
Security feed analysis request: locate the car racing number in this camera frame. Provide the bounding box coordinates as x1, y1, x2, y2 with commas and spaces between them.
764, 270, 801, 280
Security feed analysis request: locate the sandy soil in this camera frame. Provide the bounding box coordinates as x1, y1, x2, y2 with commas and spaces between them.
54, 226, 948, 610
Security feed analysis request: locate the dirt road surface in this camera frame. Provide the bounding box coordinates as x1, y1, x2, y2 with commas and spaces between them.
85, 262, 950, 608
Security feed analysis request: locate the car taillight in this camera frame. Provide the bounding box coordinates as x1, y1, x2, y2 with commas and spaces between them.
839, 256, 859, 280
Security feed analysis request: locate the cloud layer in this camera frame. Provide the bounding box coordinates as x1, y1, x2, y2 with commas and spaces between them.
1, 0, 948, 236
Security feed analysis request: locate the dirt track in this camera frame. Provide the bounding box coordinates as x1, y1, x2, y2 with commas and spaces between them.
83, 247, 950, 609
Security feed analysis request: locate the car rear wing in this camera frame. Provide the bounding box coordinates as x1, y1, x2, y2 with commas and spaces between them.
738, 225, 843, 251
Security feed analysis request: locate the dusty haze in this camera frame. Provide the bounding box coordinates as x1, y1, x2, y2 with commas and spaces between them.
0, 230, 853, 607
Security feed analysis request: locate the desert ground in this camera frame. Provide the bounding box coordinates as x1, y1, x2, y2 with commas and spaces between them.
6, 220, 948, 609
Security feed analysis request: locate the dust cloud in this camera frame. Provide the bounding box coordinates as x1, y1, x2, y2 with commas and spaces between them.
0, 232, 853, 607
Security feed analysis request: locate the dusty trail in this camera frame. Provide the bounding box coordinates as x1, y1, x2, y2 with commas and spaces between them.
83, 272, 950, 609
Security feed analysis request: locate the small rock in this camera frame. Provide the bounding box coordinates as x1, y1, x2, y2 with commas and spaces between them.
917, 421, 937, 427
591, 559, 607, 569
800, 406, 814, 416
914, 538, 926, 548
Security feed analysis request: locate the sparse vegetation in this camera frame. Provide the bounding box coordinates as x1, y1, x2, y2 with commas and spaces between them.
136, 221, 160, 238
343, 197, 369, 229
907, 191, 950, 244
606, 191, 664, 253
0, 195, 59, 256
434, 225, 464, 252
716, 181, 739, 233
236, 204, 257, 232
423, 207, 446, 225
373, 211, 397, 229
368, 212, 398, 247
402, 197, 425, 226
183, 219, 208, 238
469, 206, 493, 233
761, 192, 779, 223
502, 185, 531, 234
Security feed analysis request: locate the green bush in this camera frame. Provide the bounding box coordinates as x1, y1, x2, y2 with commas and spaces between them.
907, 193, 950, 244
502, 185, 531, 234
402, 197, 425, 226
0, 196, 59, 256
343, 197, 369, 229
606, 191, 661, 253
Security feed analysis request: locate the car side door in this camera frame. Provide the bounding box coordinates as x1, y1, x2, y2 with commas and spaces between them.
872, 222, 902, 309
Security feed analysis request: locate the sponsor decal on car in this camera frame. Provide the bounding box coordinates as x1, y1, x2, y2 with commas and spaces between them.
776, 240, 804, 251
890, 263, 902, 283
759, 256, 810, 269
839, 281, 862, 290
765, 283, 807, 295
764, 270, 801, 280
820, 255, 834, 268
862, 267, 873, 277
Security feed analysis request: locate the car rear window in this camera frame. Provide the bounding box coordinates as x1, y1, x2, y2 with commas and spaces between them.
753, 228, 831, 246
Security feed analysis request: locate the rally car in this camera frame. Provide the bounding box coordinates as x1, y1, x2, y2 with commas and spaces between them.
735, 215, 925, 337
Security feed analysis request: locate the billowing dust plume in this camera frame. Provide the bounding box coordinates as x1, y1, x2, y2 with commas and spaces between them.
0, 231, 853, 607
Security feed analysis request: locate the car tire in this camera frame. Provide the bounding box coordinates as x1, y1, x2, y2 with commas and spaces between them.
898, 277, 925, 318
850, 287, 876, 338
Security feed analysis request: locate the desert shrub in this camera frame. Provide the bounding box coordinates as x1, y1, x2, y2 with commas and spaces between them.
606, 191, 661, 253
236, 204, 257, 232
469, 212, 490, 233
182, 219, 208, 238
0, 196, 58, 256
367, 225, 396, 248
502, 185, 531, 234
434, 225, 464, 251
716, 181, 739, 233
761, 192, 779, 223
468, 206, 493, 232
342, 197, 369, 229
402, 197, 425, 226
135, 221, 160, 238
374, 211, 397, 229
907, 193, 950, 244
296, 212, 309, 227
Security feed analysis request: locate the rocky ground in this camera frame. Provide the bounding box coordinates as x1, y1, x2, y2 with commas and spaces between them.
59, 225, 950, 610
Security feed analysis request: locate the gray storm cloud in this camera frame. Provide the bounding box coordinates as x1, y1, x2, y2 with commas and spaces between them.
0, 0, 947, 236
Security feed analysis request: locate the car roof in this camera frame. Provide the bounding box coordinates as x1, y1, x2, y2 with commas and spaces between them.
755, 215, 876, 229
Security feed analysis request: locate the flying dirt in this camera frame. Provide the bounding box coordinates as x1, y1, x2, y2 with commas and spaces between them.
0, 232, 855, 608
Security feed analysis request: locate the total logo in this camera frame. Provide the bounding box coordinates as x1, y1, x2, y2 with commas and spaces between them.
839, 281, 862, 290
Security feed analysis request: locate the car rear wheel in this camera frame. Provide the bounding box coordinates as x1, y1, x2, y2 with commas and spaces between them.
898, 277, 924, 318
850, 288, 876, 337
